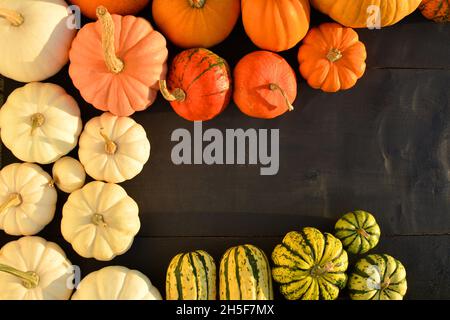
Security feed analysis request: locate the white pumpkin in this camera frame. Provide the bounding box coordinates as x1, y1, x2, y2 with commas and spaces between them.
71, 266, 162, 300
0, 236, 74, 300
0, 82, 83, 164
0, 163, 57, 236
0, 0, 76, 82
52, 156, 86, 193
61, 181, 140, 261
78, 112, 150, 183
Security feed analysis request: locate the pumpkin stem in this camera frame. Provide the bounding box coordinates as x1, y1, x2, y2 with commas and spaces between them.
357, 228, 370, 239
327, 48, 343, 63
0, 264, 40, 289
189, 0, 206, 9
0, 8, 24, 26
159, 80, 186, 102
92, 213, 107, 227
99, 129, 117, 155
0, 193, 22, 215
96, 6, 124, 74
30, 113, 45, 135
381, 278, 391, 290
311, 262, 334, 277
269, 83, 294, 112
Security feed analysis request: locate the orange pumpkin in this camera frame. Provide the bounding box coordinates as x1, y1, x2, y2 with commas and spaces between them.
233, 51, 297, 119
152, 0, 240, 48
69, 6, 168, 117
419, 0, 449, 22
298, 23, 367, 93
160, 48, 232, 121
242, 0, 310, 52
69, 0, 149, 20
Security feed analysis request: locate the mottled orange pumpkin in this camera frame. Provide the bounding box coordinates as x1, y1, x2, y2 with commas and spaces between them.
298, 23, 367, 93
233, 51, 297, 119
160, 48, 232, 121
242, 0, 310, 52
152, 0, 240, 48
69, 0, 149, 20
69, 6, 168, 116
419, 0, 449, 22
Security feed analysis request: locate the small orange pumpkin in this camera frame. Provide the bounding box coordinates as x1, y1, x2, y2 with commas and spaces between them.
69, 0, 149, 20
152, 0, 241, 48
242, 0, 310, 52
419, 0, 449, 22
69, 6, 168, 116
160, 48, 232, 121
233, 51, 297, 119
298, 23, 367, 93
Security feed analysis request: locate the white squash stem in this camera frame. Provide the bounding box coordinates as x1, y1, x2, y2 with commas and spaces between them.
159, 80, 186, 102
99, 129, 117, 155
92, 213, 107, 227
30, 113, 45, 135
269, 83, 294, 112
0, 8, 24, 26
0, 264, 39, 289
0, 193, 22, 215
96, 6, 124, 74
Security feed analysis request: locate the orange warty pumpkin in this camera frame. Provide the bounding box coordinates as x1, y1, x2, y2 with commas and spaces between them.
69, 0, 149, 20
69, 6, 168, 117
310, 0, 422, 28
242, 0, 310, 52
152, 0, 240, 48
160, 48, 232, 122
298, 23, 367, 93
419, 0, 449, 22
233, 51, 297, 119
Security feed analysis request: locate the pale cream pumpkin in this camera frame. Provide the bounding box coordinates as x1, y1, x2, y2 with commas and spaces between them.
0, 163, 57, 236
0, 236, 74, 300
61, 181, 140, 261
52, 157, 86, 193
78, 112, 150, 183
72, 266, 162, 300
0, 0, 76, 82
0, 82, 82, 164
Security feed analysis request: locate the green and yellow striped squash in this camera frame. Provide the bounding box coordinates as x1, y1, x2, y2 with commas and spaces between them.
349, 254, 407, 300
272, 228, 348, 300
166, 250, 216, 300
334, 210, 381, 254
219, 244, 273, 300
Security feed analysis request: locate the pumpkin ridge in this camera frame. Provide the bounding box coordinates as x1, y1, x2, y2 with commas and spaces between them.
195, 251, 210, 299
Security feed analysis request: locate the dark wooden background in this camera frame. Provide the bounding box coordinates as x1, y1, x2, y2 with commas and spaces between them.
0, 4, 449, 300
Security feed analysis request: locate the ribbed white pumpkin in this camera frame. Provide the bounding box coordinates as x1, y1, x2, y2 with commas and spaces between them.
0, 163, 57, 236
52, 156, 86, 193
78, 112, 150, 183
72, 266, 162, 300
61, 181, 140, 261
0, 82, 82, 164
0, 0, 76, 82
0, 236, 74, 300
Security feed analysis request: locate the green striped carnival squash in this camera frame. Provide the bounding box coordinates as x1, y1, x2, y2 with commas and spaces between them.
334, 210, 381, 255
166, 250, 216, 300
272, 228, 348, 300
219, 244, 273, 300
349, 254, 407, 300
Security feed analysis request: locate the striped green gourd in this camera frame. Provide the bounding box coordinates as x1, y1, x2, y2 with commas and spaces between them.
349, 254, 407, 300
166, 250, 216, 300
334, 210, 381, 254
219, 244, 273, 300
272, 228, 348, 300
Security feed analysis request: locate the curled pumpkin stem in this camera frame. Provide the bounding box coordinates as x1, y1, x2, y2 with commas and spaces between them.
96, 6, 124, 74
99, 128, 117, 155
0, 264, 39, 289
159, 80, 186, 102
269, 83, 294, 112
0, 193, 22, 215
0, 8, 24, 26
